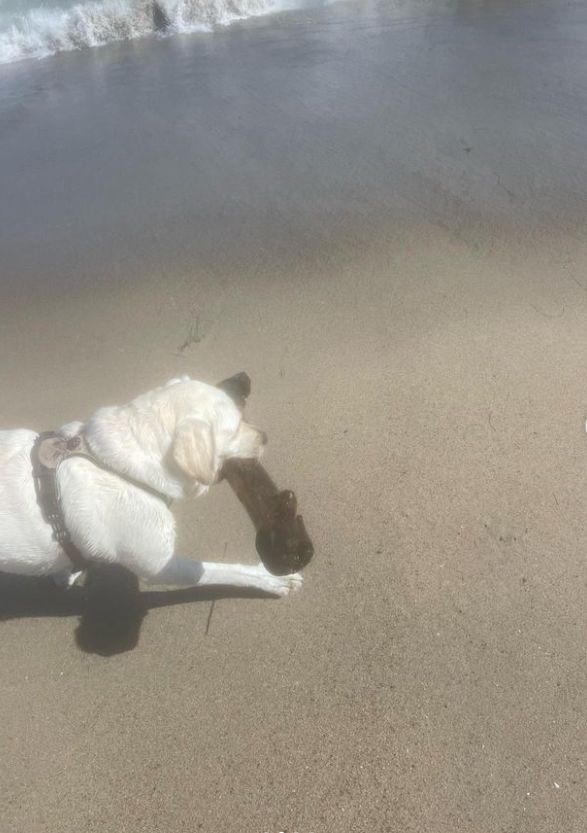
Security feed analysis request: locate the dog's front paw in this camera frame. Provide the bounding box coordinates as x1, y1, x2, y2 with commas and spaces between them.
261, 569, 303, 598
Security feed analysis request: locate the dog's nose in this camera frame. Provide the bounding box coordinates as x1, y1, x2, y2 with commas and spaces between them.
260, 431, 268, 446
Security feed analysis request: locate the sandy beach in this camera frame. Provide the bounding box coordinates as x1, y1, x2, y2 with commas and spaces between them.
1, 1, 587, 830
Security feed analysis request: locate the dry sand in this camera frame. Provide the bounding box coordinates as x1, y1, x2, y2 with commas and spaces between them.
1, 1, 587, 831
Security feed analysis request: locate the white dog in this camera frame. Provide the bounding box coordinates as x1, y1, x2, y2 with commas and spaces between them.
0, 376, 302, 597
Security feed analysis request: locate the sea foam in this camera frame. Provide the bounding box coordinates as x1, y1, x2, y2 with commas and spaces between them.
0, 0, 298, 64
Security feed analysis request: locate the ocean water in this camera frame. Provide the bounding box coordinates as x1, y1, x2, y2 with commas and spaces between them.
0, 0, 332, 64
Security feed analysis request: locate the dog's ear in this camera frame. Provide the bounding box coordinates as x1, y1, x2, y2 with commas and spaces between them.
171, 417, 217, 485
216, 372, 251, 412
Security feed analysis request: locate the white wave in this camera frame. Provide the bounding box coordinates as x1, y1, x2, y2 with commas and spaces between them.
0, 0, 290, 64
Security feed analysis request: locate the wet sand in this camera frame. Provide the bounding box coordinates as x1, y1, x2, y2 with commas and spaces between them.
1, 1, 587, 831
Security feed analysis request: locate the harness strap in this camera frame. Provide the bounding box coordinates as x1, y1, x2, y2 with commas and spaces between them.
31, 432, 89, 570
31, 430, 172, 572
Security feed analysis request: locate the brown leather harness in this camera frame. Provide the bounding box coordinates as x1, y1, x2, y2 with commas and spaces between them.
31, 431, 172, 571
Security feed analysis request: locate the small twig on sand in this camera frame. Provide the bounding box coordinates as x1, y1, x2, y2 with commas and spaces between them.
177, 315, 202, 354
204, 543, 227, 636
571, 276, 587, 294
204, 600, 215, 636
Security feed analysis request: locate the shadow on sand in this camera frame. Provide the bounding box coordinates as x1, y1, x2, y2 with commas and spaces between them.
0, 565, 271, 657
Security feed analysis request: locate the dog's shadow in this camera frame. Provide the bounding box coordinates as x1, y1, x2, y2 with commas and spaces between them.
0, 566, 272, 656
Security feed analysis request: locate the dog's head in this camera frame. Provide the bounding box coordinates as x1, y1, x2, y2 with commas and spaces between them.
168, 375, 266, 489
85, 374, 266, 499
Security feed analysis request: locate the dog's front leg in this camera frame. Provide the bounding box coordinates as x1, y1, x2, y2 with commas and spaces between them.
149, 556, 302, 597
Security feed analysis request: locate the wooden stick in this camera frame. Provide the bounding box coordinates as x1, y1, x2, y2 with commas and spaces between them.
221, 458, 314, 576
217, 372, 314, 575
